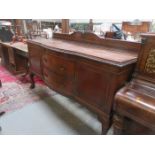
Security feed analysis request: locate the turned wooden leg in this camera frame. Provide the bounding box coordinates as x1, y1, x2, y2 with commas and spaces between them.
98, 116, 111, 134
29, 72, 35, 89
22, 60, 29, 78
113, 114, 125, 135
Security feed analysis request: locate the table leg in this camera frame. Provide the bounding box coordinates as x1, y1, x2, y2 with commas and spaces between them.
113, 114, 125, 135
98, 116, 111, 135
30, 72, 35, 89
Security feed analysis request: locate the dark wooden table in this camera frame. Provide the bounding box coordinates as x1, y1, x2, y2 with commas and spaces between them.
0, 42, 28, 132
0, 42, 28, 74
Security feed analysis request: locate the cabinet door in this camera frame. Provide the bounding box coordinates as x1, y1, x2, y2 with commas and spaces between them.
28, 44, 44, 76
75, 62, 109, 109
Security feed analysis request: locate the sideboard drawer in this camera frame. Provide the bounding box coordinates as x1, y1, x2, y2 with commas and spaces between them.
43, 68, 73, 96
43, 51, 75, 78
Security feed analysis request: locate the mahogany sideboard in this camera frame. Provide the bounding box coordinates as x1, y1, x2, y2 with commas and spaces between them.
27, 32, 141, 134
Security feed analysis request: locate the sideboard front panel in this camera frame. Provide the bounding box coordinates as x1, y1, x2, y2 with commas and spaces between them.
28, 44, 44, 76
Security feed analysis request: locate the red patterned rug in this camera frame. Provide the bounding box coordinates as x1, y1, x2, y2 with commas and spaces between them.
0, 65, 57, 113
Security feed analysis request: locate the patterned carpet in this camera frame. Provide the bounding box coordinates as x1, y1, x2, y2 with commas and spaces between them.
0, 66, 57, 113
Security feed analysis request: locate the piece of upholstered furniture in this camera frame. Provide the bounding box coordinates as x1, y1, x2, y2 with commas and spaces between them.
113, 33, 155, 134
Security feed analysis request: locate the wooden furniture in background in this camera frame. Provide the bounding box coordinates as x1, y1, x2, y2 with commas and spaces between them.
27, 32, 141, 134
62, 19, 69, 33
0, 42, 28, 74
122, 21, 151, 35
88, 19, 93, 32
14, 19, 23, 36
105, 32, 115, 39
113, 33, 155, 134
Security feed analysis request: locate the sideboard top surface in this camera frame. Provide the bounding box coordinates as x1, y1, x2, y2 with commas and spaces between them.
27, 38, 139, 67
